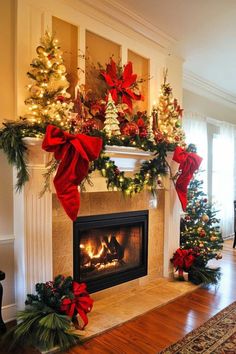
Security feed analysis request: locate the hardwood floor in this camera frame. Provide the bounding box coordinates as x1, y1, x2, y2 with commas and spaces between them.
1, 240, 235, 354
66, 239, 236, 354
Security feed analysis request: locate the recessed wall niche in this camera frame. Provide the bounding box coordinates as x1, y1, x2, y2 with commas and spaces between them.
52, 17, 78, 97
85, 31, 121, 99
128, 50, 149, 112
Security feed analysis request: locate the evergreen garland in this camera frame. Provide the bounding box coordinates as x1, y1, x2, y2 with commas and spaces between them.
0, 121, 177, 194
0, 120, 45, 190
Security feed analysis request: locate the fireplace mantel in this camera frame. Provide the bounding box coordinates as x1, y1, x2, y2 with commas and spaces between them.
14, 142, 180, 309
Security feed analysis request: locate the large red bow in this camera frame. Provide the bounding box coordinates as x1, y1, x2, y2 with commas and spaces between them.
42, 125, 103, 220
173, 146, 202, 211
100, 59, 143, 111
60, 282, 93, 329
172, 248, 195, 272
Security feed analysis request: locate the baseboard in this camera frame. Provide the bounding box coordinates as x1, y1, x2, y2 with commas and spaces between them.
2, 303, 17, 323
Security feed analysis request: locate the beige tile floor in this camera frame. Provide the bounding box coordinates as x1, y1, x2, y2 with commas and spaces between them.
76, 277, 198, 340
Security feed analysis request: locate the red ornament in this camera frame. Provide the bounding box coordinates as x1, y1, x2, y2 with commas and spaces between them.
185, 215, 191, 221
199, 230, 206, 237
154, 129, 165, 143
81, 119, 99, 134
56, 95, 66, 102
137, 117, 147, 138
203, 198, 208, 203
121, 121, 139, 137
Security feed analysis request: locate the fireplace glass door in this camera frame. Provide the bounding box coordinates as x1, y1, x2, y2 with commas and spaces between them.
73, 210, 148, 293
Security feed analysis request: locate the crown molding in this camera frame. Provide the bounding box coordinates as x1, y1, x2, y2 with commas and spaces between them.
80, 0, 177, 50
183, 70, 236, 109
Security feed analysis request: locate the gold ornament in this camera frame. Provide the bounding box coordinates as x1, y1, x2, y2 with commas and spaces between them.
202, 214, 209, 222
210, 236, 217, 241
216, 252, 222, 260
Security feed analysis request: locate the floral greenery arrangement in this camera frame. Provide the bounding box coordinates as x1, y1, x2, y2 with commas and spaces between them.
0, 275, 93, 352
0, 31, 186, 202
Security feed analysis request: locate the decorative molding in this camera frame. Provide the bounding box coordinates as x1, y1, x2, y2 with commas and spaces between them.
2, 303, 17, 323
183, 70, 236, 109
74, 0, 177, 50
0, 235, 15, 243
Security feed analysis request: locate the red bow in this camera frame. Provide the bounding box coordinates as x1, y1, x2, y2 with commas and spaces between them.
60, 282, 93, 329
173, 146, 202, 210
101, 59, 143, 111
42, 125, 103, 220
172, 248, 195, 272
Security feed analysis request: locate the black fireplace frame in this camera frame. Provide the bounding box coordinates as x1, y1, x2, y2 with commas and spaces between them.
73, 210, 148, 293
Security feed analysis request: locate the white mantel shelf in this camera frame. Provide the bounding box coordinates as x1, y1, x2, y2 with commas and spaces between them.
13, 141, 181, 310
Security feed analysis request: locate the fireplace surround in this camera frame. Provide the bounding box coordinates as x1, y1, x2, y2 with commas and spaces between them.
73, 211, 148, 293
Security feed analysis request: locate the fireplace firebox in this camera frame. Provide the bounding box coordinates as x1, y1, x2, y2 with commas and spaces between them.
73, 210, 148, 293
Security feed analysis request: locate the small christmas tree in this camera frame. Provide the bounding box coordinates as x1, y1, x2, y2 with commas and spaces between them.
24, 31, 73, 129
103, 93, 121, 137
180, 171, 223, 284
157, 69, 185, 146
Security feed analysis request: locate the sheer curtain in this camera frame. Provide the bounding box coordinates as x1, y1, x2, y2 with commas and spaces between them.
183, 111, 208, 191
212, 121, 235, 239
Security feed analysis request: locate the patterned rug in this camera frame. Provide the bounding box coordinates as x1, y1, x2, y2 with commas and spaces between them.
160, 301, 236, 354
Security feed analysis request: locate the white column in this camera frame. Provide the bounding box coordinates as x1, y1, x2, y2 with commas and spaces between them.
14, 140, 53, 309
163, 153, 181, 277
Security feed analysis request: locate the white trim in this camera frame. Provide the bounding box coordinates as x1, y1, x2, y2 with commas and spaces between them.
207, 116, 236, 128
183, 70, 236, 109
71, 0, 177, 50
1, 303, 17, 323
0, 235, 15, 243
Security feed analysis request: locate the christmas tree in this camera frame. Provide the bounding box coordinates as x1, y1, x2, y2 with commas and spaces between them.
103, 93, 121, 137
24, 32, 73, 129
157, 69, 185, 146
180, 172, 223, 284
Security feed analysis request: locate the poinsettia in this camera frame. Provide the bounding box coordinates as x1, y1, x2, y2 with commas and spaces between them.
100, 58, 143, 112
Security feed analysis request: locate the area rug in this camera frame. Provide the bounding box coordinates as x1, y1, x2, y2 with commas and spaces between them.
160, 301, 236, 354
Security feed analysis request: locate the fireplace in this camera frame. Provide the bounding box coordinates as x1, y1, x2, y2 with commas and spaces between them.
73, 210, 148, 293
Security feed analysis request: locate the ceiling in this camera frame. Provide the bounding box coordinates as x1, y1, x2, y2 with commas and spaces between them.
112, 0, 236, 97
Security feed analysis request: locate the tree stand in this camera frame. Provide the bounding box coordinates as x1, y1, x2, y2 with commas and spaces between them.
0, 271, 6, 334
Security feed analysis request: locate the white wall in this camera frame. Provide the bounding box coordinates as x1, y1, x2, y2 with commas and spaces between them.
183, 89, 236, 124
0, 0, 16, 321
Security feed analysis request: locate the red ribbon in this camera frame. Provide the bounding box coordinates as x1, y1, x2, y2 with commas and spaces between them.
172, 248, 195, 271
60, 281, 93, 329
42, 125, 103, 221
173, 146, 202, 211
100, 58, 143, 111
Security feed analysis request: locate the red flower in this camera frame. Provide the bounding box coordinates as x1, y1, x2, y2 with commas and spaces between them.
172, 248, 195, 271
100, 59, 143, 112
60, 281, 93, 329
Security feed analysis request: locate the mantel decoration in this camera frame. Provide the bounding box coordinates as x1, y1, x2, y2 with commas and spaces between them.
0, 31, 198, 221
1, 275, 93, 352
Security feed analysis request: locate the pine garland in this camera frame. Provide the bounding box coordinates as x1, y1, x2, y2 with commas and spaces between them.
0, 120, 44, 190
0, 121, 177, 195
0, 304, 79, 352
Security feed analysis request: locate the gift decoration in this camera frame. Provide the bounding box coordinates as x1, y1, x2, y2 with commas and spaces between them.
24, 32, 73, 128
103, 93, 121, 137
171, 248, 195, 279
42, 125, 103, 221
157, 69, 185, 145
173, 146, 202, 211
100, 58, 143, 112
1, 275, 93, 352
